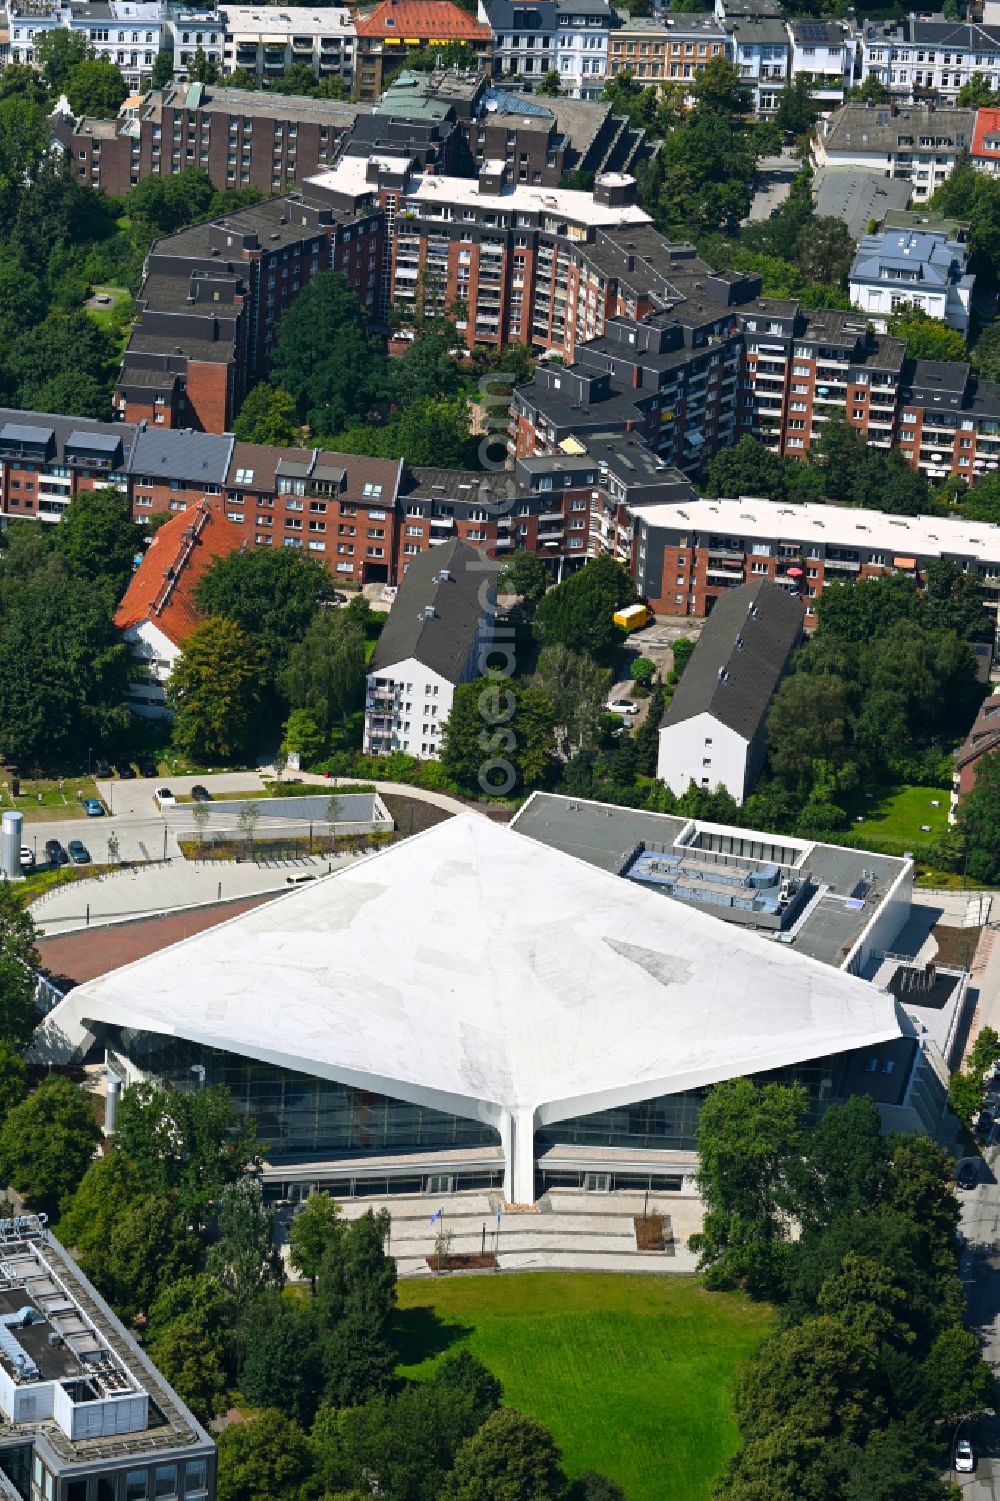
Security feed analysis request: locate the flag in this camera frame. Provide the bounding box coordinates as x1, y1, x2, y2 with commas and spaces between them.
430, 1209, 442, 1225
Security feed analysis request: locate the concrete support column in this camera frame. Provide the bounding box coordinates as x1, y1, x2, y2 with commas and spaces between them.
501, 1107, 537, 1205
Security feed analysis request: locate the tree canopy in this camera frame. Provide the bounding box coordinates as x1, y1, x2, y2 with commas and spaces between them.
533, 556, 637, 660
270, 271, 388, 433
168, 618, 266, 763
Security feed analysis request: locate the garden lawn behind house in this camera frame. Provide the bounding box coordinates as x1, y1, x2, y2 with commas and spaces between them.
841, 783, 951, 849
394, 1272, 773, 1501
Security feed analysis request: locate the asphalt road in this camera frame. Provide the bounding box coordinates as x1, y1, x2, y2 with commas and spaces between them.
958, 1143, 1000, 1495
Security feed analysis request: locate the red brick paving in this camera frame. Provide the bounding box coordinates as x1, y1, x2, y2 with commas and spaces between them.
37, 894, 280, 986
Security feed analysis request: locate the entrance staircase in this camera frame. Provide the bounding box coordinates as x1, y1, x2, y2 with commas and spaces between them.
325, 1189, 703, 1277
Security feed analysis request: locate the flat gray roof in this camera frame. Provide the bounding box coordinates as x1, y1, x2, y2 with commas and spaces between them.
511, 795, 688, 875
512, 794, 909, 971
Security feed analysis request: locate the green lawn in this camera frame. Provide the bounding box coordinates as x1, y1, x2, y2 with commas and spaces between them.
394, 1273, 773, 1501
0, 775, 101, 823
842, 783, 950, 847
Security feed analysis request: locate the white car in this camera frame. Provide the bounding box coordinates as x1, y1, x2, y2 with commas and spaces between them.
154, 786, 177, 808
606, 699, 640, 717
19, 846, 32, 870
955, 1438, 975, 1473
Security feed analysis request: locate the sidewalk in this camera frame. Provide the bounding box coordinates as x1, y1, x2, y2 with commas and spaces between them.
32, 856, 343, 937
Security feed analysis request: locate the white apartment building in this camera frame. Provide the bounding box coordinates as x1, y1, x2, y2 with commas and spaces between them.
722, 14, 789, 114
656, 580, 803, 804
849, 227, 973, 334
166, 8, 226, 77
363, 538, 496, 761
10, 1, 164, 90
555, 0, 610, 100
219, 4, 355, 88
812, 102, 976, 204
861, 17, 1000, 102
786, 18, 855, 108
479, 0, 557, 85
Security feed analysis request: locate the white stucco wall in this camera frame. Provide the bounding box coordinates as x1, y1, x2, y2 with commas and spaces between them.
656, 710, 750, 803
363, 657, 455, 759
122, 619, 180, 719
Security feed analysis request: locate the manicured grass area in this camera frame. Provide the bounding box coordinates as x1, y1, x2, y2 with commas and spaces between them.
0, 775, 101, 824
394, 1273, 773, 1501
842, 783, 950, 847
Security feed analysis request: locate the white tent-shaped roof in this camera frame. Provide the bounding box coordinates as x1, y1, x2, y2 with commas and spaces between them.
38, 814, 907, 1201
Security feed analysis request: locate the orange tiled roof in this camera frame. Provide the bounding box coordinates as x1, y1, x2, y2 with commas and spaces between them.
355, 0, 491, 41
114, 502, 247, 649
972, 107, 1000, 161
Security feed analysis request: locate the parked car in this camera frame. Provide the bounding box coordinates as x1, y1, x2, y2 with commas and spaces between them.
191, 785, 213, 802
19, 846, 33, 870
955, 1438, 975, 1473
956, 1160, 978, 1190
154, 786, 176, 808
44, 839, 68, 866
606, 699, 639, 717
83, 799, 104, 817
116, 762, 136, 779
977, 1110, 994, 1139
139, 758, 158, 778
94, 757, 111, 779
67, 840, 91, 865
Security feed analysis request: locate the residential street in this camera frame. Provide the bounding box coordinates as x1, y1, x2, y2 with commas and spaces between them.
959, 1147, 1000, 1496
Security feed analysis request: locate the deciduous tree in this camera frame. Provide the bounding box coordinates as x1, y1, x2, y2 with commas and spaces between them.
282, 606, 366, 732
444, 1409, 567, 1501
0, 885, 40, 1046
440, 677, 554, 794
64, 59, 128, 118
888, 304, 967, 362
206, 1176, 284, 1305
115, 1079, 258, 1220
34, 27, 90, 91
197, 546, 333, 680
216, 1410, 314, 1501
169, 618, 265, 763
499, 549, 547, 612
231, 382, 299, 446
689, 1077, 807, 1293
288, 1190, 341, 1290
0, 1077, 100, 1212
533, 556, 636, 659
52, 486, 144, 596
270, 271, 388, 432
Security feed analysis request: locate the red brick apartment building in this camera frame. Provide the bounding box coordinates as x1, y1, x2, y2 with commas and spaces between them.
116, 192, 383, 431
274, 156, 663, 356
2, 401, 1000, 649
0, 413, 135, 522
628, 495, 1000, 633
66, 83, 368, 198
513, 302, 1000, 484
954, 695, 1000, 796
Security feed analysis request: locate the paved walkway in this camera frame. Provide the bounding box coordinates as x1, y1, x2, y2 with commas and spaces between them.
31, 855, 345, 936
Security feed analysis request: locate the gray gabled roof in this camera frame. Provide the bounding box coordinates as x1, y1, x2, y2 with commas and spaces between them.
369, 538, 498, 684
129, 428, 235, 487
661, 579, 803, 742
